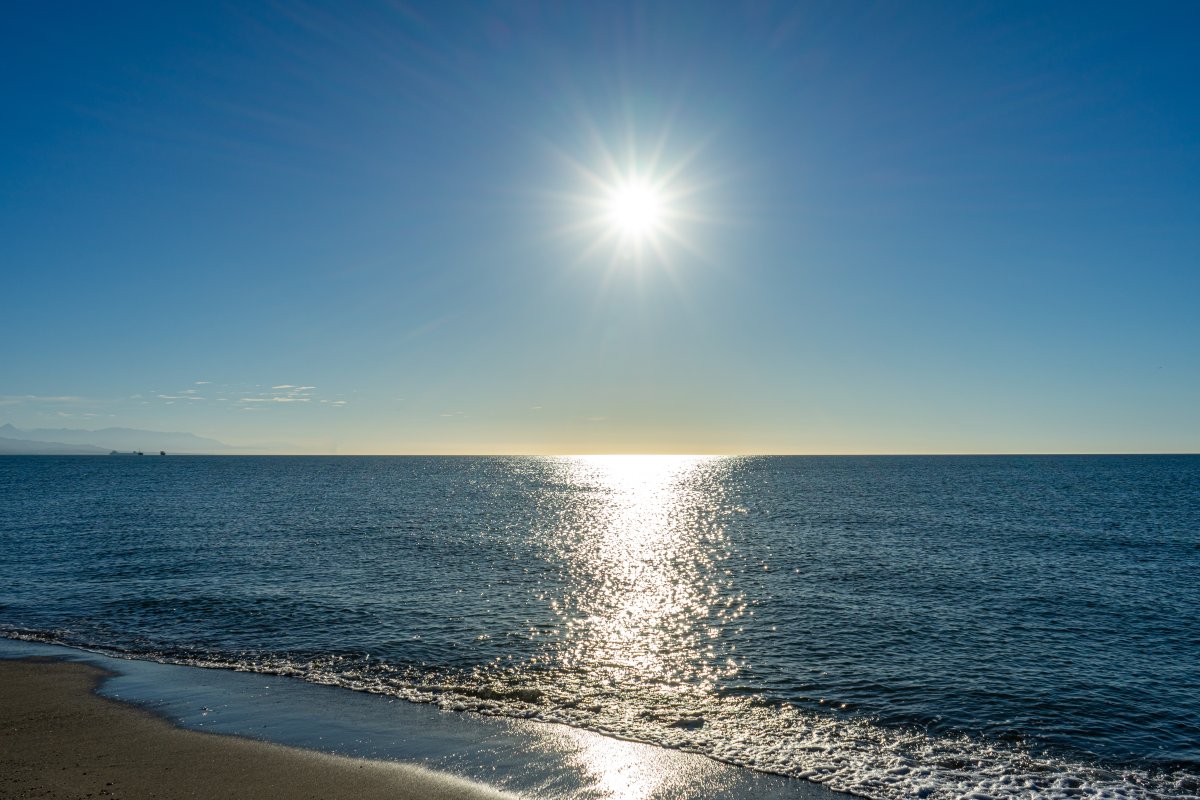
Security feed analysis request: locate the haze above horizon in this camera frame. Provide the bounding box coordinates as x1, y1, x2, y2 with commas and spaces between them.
3, 2, 1197, 455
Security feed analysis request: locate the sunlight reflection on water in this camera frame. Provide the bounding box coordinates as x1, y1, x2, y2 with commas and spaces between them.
548, 455, 741, 695
7, 455, 1198, 800
548, 723, 734, 800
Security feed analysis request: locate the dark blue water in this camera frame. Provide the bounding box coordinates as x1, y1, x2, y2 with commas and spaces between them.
2, 455, 1197, 799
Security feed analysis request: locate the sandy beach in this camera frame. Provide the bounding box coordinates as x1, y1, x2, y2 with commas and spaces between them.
0, 658, 515, 800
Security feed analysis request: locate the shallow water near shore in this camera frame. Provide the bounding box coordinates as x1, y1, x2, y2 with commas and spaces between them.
0, 639, 834, 799
2, 455, 1198, 799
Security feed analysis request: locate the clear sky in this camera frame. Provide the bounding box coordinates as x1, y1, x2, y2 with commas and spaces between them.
3, 1, 1198, 454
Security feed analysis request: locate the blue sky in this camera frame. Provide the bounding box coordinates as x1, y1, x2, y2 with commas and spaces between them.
3, 1, 1197, 453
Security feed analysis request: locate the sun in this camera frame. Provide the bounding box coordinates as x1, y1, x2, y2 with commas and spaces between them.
606, 179, 664, 238
547, 122, 714, 266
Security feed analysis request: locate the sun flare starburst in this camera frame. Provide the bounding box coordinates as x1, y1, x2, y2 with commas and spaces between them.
545, 118, 716, 269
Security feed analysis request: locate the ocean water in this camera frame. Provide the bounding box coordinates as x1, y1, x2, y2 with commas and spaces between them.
1, 455, 1197, 800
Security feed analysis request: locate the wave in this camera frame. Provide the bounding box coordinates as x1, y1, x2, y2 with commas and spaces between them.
5, 628, 1196, 800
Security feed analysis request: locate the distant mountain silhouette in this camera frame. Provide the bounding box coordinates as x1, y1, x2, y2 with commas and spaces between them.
0, 433, 111, 455
0, 424, 233, 454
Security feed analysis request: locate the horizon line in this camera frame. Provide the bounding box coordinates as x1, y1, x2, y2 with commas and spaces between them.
12, 451, 1199, 458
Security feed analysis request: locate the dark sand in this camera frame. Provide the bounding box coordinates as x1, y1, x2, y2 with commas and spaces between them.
0, 658, 516, 799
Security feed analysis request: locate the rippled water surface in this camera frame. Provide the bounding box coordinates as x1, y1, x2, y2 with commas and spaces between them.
2, 455, 1198, 799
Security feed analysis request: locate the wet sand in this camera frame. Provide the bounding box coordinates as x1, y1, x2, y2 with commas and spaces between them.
0, 658, 516, 800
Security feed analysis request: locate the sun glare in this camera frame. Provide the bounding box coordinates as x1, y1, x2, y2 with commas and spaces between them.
607, 179, 663, 238
549, 119, 714, 266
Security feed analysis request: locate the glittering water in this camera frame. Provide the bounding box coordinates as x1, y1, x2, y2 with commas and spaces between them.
2, 455, 1198, 799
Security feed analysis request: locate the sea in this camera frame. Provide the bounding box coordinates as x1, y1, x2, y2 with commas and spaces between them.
1, 455, 1197, 800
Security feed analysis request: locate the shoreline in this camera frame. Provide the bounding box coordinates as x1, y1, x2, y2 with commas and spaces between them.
0, 657, 517, 800
0, 640, 839, 800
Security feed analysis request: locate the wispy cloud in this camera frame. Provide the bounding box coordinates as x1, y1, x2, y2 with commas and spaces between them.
232, 383, 322, 406
0, 394, 88, 406
133, 381, 338, 414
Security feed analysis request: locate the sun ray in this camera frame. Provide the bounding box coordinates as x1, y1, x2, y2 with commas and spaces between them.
527, 92, 731, 283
